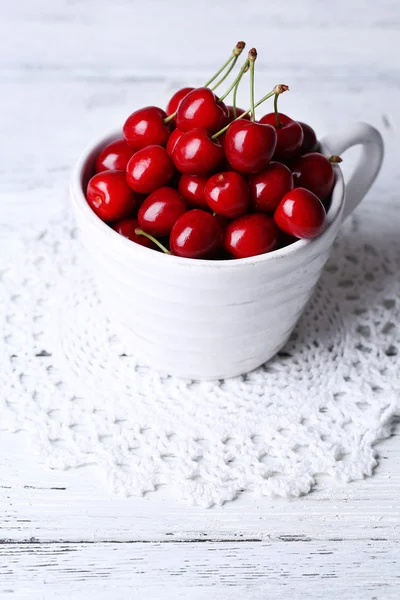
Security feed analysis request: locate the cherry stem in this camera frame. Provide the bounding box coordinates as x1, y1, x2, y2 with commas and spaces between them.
210, 55, 239, 91
232, 80, 239, 119
274, 93, 282, 127
135, 228, 170, 254
329, 155, 343, 163
248, 48, 257, 122
203, 55, 235, 89
164, 42, 246, 124
204, 41, 245, 88
164, 112, 177, 124
217, 58, 250, 103
212, 84, 288, 139
232, 62, 249, 118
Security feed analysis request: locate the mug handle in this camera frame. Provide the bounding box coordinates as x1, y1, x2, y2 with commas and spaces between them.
320, 122, 384, 221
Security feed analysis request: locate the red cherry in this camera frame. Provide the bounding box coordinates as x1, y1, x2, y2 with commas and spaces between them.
205, 171, 249, 218
298, 122, 318, 154
274, 187, 326, 239
170, 209, 222, 259
171, 127, 224, 175
112, 218, 156, 249
215, 104, 251, 148
223, 214, 279, 259
166, 87, 195, 117
123, 107, 171, 151
87, 170, 138, 223
176, 87, 229, 134
138, 187, 186, 237
166, 128, 184, 155
259, 113, 303, 162
178, 174, 208, 209
226, 106, 250, 121
249, 162, 293, 213
224, 120, 277, 174
126, 145, 175, 194
95, 138, 135, 173
291, 152, 335, 201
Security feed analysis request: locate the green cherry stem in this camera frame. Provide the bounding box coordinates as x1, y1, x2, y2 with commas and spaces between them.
164, 112, 177, 124
204, 41, 245, 88
211, 84, 289, 139
135, 229, 171, 254
273, 93, 282, 127
248, 48, 257, 122
272, 85, 289, 127
232, 62, 248, 118
164, 41, 246, 124
217, 57, 250, 104
210, 56, 238, 91
232, 79, 239, 119
204, 55, 234, 88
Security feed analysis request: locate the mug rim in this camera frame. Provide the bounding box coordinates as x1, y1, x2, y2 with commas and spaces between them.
70, 129, 345, 268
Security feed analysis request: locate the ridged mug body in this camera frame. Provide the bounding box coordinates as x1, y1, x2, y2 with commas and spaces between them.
72, 123, 385, 379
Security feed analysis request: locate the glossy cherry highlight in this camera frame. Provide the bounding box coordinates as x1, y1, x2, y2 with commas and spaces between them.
123, 106, 171, 151
249, 162, 293, 213
138, 187, 186, 237
274, 187, 326, 238
178, 174, 208, 209
87, 170, 138, 223
176, 87, 229, 134
291, 152, 336, 201
171, 128, 224, 175
223, 213, 279, 258
170, 209, 223, 259
126, 145, 175, 194
205, 171, 249, 218
166, 129, 184, 155
95, 138, 135, 173
224, 120, 277, 174
259, 112, 303, 162
166, 87, 195, 117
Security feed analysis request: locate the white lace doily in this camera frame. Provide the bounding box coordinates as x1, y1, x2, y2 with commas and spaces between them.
1, 197, 399, 507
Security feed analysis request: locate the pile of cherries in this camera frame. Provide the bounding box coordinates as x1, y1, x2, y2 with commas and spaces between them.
86, 43, 341, 259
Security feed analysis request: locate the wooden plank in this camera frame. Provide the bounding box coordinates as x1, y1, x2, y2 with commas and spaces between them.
1, 540, 399, 599
1, 430, 399, 543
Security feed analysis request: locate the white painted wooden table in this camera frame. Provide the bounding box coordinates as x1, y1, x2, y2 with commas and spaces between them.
1, 1, 399, 597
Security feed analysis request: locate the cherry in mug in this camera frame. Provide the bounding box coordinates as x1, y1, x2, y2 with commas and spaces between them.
86, 41, 341, 260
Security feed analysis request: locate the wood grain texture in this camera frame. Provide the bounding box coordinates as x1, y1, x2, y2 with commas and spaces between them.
1, 540, 399, 599
0, 0, 399, 596
1, 427, 399, 544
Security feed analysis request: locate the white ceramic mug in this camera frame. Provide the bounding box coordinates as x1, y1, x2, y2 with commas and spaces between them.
70, 122, 384, 380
